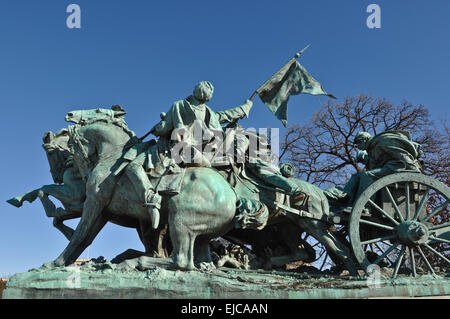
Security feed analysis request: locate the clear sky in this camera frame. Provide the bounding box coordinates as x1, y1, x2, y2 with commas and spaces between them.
0, 0, 448, 276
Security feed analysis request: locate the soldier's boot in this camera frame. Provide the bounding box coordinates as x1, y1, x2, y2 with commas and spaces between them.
144, 189, 162, 229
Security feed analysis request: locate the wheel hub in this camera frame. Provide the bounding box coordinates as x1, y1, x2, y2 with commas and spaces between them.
397, 221, 429, 246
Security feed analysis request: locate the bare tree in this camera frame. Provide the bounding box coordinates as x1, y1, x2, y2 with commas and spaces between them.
280, 95, 449, 271
280, 94, 449, 189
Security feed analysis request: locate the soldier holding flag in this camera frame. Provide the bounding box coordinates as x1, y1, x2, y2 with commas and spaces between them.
127, 47, 336, 226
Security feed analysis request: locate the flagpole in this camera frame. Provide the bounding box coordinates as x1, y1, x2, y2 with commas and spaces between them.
249, 44, 310, 101
141, 45, 311, 140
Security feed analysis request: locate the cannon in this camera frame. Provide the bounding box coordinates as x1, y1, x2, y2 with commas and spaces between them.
324, 172, 450, 278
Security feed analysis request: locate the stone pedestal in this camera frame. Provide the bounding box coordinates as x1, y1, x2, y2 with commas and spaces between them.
3, 257, 450, 299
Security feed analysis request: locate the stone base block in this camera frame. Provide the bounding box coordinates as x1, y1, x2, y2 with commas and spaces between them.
3, 257, 450, 299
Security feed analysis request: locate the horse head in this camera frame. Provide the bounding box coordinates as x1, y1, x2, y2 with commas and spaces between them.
42, 129, 72, 184
65, 105, 127, 126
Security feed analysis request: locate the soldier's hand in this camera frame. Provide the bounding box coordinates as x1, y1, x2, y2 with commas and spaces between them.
356, 150, 368, 164
240, 99, 253, 118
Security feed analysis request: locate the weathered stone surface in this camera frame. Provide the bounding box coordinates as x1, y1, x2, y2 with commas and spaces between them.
3, 256, 450, 299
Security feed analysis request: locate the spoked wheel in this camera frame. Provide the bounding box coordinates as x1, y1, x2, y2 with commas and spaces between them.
349, 172, 450, 278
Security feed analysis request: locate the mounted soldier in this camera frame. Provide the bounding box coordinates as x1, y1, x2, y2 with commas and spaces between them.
123, 81, 253, 229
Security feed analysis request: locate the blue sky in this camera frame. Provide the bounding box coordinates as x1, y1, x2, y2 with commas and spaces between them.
0, 0, 448, 276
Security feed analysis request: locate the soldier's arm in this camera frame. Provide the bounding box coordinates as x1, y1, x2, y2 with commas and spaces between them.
150, 101, 185, 137
356, 150, 369, 165
215, 100, 253, 124
151, 119, 171, 137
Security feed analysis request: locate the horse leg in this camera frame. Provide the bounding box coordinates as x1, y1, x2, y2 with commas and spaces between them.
40, 184, 81, 206
156, 223, 172, 258
292, 217, 358, 276
51, 161, 120, 266
277, 221, 316, 263
169, 211, 196, 270
194, 236, 219, 271
36, 190, 81, 240
137, 220, 154, 256
7, 189, 40, 207
138, 221, 171, 258
137, 220, 161, 257
53, 217, 75, 241
52, 195, 109, 266
37, 190, 71, 218
194, 236, 212, 264
40, 197, 79, 241
49, 208, 82, 242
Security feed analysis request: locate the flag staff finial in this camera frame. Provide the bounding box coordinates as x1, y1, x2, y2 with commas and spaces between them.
295, 44, 310, 59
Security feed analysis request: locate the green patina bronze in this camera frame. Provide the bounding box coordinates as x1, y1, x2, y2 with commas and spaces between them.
4, 256, 450, 299
5, 79, 449, 298
328, 130, 424, 203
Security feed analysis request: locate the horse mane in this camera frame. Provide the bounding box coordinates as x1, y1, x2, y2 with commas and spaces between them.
68, 115, 140, 180
86, 117, 136, 139
66, 107, 136, 139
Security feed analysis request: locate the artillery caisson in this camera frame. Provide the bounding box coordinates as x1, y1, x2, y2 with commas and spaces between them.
337, 172, 449, 278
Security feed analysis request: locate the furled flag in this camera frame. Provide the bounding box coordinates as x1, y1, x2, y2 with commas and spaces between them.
255, 49, 336, 126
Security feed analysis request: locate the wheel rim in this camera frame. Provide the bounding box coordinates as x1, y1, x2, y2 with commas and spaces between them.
349, 172, 449, 278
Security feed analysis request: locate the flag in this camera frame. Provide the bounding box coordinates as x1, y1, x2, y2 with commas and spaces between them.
256, 59, 336, 126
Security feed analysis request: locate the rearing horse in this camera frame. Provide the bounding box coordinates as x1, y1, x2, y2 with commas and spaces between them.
50, 111, 237, 270
7, 129, 86, 240
7, 128, 171, 259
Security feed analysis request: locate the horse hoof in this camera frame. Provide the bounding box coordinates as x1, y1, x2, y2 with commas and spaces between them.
184, 264, 197, 271
41, 261, 59, 269
172, 256, 196, 271
6, 198, 22, 208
